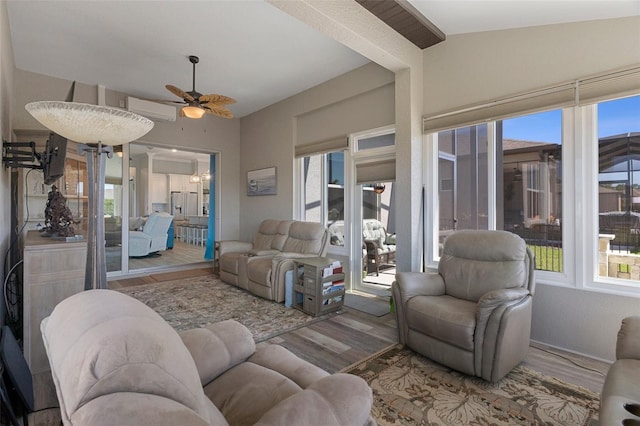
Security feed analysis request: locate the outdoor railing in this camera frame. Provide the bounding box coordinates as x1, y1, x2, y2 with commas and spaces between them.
511, 224, 563, 272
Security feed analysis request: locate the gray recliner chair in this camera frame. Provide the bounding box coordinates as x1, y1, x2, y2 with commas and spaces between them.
599, 315, 640, 425
392, 230, 535, 382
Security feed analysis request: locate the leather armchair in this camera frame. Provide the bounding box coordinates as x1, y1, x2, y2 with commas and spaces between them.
392, 230, 535, 382
600, 316, 640, 424
129, 212, 173, 257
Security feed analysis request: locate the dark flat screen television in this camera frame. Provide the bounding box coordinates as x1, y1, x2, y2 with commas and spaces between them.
42, 133, 67, 185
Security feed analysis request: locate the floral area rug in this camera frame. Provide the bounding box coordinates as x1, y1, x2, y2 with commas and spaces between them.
117, 275, 336, 342
342, 344, 600, 426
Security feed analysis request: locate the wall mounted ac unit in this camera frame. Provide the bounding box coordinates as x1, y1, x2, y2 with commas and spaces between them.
127, 97, 176, 122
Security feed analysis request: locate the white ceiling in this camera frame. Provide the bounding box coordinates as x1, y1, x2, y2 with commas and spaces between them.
7, 1, 640, 119
409, 0, 640, 35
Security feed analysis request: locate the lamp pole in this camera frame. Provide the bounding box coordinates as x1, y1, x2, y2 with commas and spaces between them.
78, 143, 113, 290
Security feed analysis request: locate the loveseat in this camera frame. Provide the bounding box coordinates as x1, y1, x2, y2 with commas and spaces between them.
218, 219, 329, 302
599, 315, 640, 425
41, 289, 374, 426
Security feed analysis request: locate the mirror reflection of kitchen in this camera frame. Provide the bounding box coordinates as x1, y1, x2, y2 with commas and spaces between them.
123, 143, 215, 271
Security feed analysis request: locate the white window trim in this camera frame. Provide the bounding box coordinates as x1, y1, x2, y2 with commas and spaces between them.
425, 110, 576, 285
294, 150, 350, 258
425, 94, 640, 297
580, 99, 640, 297
351, 124, 396, 157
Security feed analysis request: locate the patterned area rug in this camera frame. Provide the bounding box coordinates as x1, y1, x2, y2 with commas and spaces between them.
343, 344, 600, 426
117, 275, 335, 341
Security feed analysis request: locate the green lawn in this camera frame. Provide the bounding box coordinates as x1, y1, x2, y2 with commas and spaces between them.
528, 244, 563, 273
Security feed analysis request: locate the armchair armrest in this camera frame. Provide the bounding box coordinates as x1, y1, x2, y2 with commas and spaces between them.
247, 248, 281, 256
476, 287, 531, 337
179, 320, 255, 386
474, 287, 533, 381
616, 315, 640, 360
274, 252, 317, 259
392, 272, 445, 345
393, 271, 446, 304
255, 373, 373, 426
364, 238, 381, 254
218, 240, 253, 257
477, 287, 530, 309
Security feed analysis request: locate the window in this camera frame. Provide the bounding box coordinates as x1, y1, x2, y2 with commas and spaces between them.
356, 133, 395, 151
596, 95, 640, 281
302, 151, 345, 246
435, 109, 563, 272
437, 124, 488, 239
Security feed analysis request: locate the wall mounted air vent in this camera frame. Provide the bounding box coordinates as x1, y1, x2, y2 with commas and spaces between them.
127, 97, 176, 122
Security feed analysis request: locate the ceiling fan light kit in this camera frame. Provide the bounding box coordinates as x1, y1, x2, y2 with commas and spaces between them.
165, 55, 236, 120
182, 103, 206, 119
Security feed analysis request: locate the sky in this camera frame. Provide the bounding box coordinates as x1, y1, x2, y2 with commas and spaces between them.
503, 95, 640, 144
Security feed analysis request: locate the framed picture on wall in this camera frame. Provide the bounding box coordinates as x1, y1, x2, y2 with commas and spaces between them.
247, 167, 277, 196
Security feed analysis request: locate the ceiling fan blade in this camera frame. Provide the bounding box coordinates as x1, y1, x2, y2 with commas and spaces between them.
199, 94, 236, 105
203, 104, 234, 119
166, 84, 194, 102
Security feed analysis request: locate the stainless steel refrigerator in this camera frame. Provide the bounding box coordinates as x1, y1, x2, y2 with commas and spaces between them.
170, 191, 198, 220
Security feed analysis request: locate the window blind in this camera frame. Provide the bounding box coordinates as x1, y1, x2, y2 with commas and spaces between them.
578, 66, 640, 106
356, 158, 396, 184
423, 65, 640, 134
294, 136, 348, 158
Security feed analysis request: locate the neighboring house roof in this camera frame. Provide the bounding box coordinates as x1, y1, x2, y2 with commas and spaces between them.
503, 139, 560, 153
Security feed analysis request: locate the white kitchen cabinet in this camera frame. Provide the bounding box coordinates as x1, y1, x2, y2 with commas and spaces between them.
151, 173, 169, 203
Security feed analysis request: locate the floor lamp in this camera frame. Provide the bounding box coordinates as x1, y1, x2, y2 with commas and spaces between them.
25, 101, 154, 290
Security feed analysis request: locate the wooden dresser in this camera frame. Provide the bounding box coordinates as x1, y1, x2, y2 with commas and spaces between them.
23, 230, 86, 374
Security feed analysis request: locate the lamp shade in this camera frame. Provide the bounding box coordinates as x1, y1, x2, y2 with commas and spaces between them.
182, 105, 206, 119
25, 101, 154, 145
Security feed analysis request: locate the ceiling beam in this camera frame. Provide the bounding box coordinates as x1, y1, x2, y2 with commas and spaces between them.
355, 0, 445, 49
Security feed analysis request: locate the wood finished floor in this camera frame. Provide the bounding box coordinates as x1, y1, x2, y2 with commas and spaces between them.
106, 239, 209, 273
115, 269, 611, 394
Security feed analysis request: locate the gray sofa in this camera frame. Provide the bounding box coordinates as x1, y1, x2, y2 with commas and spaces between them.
600, 315, 640, 425
219, 219, 329, 302
41, 289, 374, 425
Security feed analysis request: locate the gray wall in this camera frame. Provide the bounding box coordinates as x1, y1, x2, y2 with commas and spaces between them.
422, 16, 640, 361
423, 16, 640, 117
238, 62, 395, 241
11, 69, 242, 240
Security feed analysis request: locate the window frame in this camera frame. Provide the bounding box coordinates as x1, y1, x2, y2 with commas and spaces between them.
581, 96, 640, 296
425, 108, 575, 286
295, 149, 350, 257
425, 92, 640, 296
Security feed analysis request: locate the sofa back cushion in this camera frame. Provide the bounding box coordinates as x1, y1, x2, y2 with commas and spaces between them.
438, 230, 529, 302
41, 290, 216, 424
253, 220, 293, 251
282, 221, 328, 255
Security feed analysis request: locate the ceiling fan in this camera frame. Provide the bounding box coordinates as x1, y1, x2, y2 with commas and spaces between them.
164, 55, 236, 119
